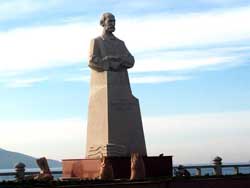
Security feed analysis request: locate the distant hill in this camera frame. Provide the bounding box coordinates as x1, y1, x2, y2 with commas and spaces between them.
0, 148, 61, 169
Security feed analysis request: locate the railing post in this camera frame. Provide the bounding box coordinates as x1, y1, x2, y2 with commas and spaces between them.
196, 167, 201, 176
175, 165, 191, 177
213, 156, 222, 176
234, 166, 239, 175
15, 162, 26, 181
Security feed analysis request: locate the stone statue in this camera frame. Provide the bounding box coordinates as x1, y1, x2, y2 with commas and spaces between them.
130, 153, 146, 180
99, 154, 114, 180
86, 13, 147, 158
34, 157, 53, 181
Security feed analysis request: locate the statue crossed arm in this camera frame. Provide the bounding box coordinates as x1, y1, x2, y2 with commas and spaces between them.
89, 38, 134, 72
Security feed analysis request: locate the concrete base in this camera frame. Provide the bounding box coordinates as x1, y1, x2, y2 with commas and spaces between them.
62, 156, 172, 179
86, 70, 147, 158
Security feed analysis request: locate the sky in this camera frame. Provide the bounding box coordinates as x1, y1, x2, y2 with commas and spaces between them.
0, 0, 250, 165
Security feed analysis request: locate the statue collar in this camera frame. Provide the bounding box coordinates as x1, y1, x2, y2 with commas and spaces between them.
101, 33, 116, 40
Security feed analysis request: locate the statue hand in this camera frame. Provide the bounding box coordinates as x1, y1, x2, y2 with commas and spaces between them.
103, 56, 121, 62
102, 56, 122, 71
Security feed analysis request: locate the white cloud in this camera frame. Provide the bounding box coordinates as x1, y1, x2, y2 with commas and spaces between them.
1, 111, 250, 164
2, 77, 48, 88
132, 54, 237, 72
0, 118, 86, 160
143, 111, 250, 164
0, 6, 250, 73
114, 0, 165, 10
64, 76, 90, 82
118, 6, 250, 52
0, 23, 99, 72
63, 75, 189, 84
130, 75, 190, 84
198, 0, 247, 5
0, 0, 58, 21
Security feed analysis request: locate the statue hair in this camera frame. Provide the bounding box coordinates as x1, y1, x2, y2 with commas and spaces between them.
100, 12, 115, 26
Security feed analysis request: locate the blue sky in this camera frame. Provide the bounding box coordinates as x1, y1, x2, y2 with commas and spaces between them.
0, 0, 250, 164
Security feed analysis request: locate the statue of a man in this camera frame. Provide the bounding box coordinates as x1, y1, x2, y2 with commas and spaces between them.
88, 12, 135, 72
86, 13, 147, 158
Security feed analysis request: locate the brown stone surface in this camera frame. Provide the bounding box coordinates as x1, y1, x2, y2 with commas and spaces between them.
62, 156, 172, 179
62, 159, 101, 179
86, 13, 147, 158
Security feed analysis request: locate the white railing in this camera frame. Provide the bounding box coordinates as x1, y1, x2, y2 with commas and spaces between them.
0, 170, 62, 181
173, 164, 250, 176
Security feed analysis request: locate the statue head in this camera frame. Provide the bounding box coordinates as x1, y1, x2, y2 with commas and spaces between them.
100, 12, 115, 33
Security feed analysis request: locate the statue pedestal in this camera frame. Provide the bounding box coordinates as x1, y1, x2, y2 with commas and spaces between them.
86, 70, 147, 158
62, 156, 172, 179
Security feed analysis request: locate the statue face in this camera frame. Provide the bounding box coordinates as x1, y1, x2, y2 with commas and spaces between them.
104, 15, 115, 33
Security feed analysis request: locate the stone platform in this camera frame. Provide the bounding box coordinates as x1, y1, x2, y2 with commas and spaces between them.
62, 156, 172, 179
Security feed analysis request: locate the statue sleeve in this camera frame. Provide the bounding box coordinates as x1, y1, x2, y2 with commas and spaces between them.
88, 39, 108, 71
121, 41, 135, 69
